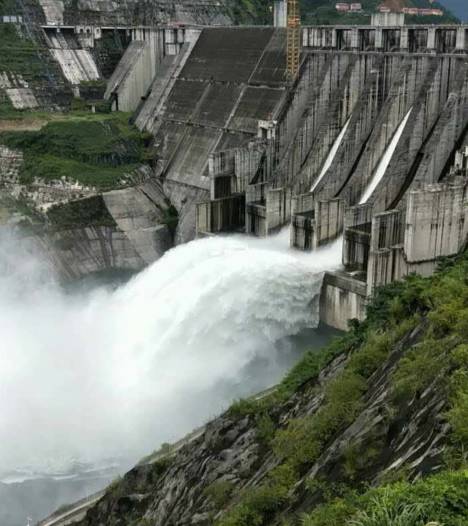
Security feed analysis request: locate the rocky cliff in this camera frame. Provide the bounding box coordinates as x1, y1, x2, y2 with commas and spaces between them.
1, 176, 176, 280
61, 0, 233, 26
75, 253, 468, 525
0, 114, 177, 279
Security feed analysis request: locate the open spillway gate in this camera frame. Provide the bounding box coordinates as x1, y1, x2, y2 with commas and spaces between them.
36, 19, 468, 330
184, 24, 468, 330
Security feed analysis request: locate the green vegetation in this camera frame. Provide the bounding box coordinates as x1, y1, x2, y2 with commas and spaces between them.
218, 252, 468, 525
162, 204, 179, 238
229, 0, 271, 24
0, 112, 152, 189
0, 24, 44, 80
0, 94, 19, 120
0, 24, 50, 119
205, 480, 235, 509
0, 0, 15, 13
238, 0, 459, 25
47, 195, 116, 228
301, 0, 459, 25
302, 469, 468, 525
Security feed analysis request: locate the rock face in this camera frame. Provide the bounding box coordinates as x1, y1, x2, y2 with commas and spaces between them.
102, 179, 174, 264
61, 0, 233, 26
29, 224, 147, 280
33, 180, 173, 280
77, 323, 449, 526
0, 140, 175, 279
163, 179, 209, 245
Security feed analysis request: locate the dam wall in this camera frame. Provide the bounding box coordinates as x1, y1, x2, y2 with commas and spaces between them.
20, 19, 468, 327
320, 271, 367, 331
132, 27, 290, 242
104, 40, 154, 111
303, 25, 468, 54
103, 28, 167, 112
102, 16, 468, 327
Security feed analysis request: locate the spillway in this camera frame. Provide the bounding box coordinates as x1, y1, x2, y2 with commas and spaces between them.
311, 118, 351, 193
359, 108, 413, 204
0, 230, 342, 474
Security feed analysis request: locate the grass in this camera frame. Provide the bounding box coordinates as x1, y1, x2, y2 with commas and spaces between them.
204, 480, 235, 510
0, 24, 45, 80
0, 112, 152, 189
301, 469, 468, 526
228, 0, 270, 24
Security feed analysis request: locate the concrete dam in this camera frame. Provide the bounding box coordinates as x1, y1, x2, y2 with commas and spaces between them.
6, 14, 468, 328
71, 18, 467, 330
5, 13, 468, 526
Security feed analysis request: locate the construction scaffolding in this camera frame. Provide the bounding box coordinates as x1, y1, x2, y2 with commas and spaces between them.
286, 0, 300, 80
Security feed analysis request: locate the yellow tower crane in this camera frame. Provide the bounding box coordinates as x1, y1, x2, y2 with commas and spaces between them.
286, 0, 301, 80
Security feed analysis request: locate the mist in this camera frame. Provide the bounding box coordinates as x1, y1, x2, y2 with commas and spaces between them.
0, 228, 342, 477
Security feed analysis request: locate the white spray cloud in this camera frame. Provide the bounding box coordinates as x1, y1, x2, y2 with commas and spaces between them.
0, 229, 342, 475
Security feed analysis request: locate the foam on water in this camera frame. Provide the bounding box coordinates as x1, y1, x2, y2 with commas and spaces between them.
0, 229, 342, 474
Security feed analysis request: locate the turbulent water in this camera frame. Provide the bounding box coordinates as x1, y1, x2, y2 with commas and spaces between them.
0, 229, 342, 479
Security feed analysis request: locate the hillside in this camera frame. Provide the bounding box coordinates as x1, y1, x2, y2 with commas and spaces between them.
76, 252, 468, 525
440, 0, 468, 21
300, 0, 459, 24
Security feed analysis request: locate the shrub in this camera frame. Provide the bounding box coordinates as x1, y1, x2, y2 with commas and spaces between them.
228, 397, 260, 417
256, 414, 275, 446
0, 113, 149, 189
302, 470, 468, 526
217, 465, 295, 526
273, 371, 366, 468
301, 498, 356, 526
343, 440, 383, 481
204, 480, 235, 509
280, 333, 355, 396
348, 497, 424, 526
391, 338, 450, 401
0, 24, 44, 79
447, 393, 468, 449
348, 330, 392, 378
273, 417, 321, 466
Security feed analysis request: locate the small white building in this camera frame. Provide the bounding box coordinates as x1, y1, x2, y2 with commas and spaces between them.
1, 15, 23, 23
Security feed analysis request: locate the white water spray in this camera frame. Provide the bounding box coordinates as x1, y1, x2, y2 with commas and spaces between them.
359, 108, 413, 204
0, 230, 342, 474
311, 118, 351, 193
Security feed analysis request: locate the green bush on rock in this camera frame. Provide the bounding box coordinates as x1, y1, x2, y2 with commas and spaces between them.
218, 252, 468, 526
0, 113, 150, 189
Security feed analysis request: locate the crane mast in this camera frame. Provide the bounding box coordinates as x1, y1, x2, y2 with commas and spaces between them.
286, 0, 301, 80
